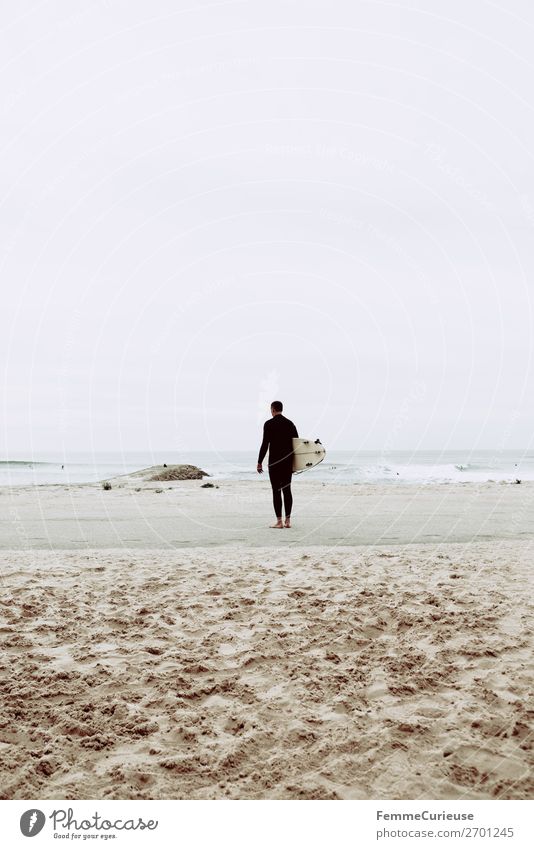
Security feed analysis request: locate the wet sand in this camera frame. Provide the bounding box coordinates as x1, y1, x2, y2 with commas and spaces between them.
1, 476, 534, 549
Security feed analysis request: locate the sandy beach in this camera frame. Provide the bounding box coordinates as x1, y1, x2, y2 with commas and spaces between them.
2, 468, 534, 549
0, 470, 532, 800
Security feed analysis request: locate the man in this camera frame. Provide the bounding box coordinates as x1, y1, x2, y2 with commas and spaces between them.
257, 401, 298, 528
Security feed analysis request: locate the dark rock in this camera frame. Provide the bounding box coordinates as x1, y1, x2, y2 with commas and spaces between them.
148, 465, 209, 481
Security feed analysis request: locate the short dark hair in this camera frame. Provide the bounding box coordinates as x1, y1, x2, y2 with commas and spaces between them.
271, 400, 283, 412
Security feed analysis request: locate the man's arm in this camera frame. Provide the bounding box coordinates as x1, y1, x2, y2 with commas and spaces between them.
292, 421, 298, 438
258, 422, 269, 466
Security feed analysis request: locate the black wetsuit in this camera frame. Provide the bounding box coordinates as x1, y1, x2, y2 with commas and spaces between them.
258, 414, 299, 518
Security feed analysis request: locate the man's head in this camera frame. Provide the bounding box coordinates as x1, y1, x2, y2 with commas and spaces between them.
271, 400, 283, 416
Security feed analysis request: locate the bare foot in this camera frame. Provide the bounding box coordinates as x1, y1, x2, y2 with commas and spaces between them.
284, 519, 291, 528
270, 521, 284, 528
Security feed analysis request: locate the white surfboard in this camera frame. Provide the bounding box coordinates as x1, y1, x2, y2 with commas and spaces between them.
292, 438, 326, 473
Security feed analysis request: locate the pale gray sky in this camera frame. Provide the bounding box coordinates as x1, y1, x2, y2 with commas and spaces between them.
1, 1, 533, 454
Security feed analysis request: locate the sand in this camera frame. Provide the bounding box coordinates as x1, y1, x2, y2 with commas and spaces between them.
0, 475, 532, 800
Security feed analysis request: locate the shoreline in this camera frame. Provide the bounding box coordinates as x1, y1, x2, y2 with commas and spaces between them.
0, 476, 531, 491
1, 453, 533, 491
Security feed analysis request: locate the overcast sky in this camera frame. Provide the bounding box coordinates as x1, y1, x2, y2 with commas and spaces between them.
1, 1, 533, 455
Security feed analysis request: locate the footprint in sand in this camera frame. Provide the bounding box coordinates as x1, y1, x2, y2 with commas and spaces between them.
450, 745, 528, 781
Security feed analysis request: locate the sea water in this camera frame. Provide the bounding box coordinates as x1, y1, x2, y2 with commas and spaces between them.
1, 449, 532, 487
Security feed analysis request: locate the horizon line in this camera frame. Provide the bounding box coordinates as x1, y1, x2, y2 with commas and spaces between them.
1, 447, 533, 456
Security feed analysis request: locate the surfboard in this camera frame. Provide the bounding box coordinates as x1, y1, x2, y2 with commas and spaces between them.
292, 438, 326, 473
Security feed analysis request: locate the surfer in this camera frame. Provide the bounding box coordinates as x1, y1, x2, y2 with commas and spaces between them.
257, 401, 298, 528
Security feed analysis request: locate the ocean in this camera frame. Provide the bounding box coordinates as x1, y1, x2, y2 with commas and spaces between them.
0, 449, 532, 487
